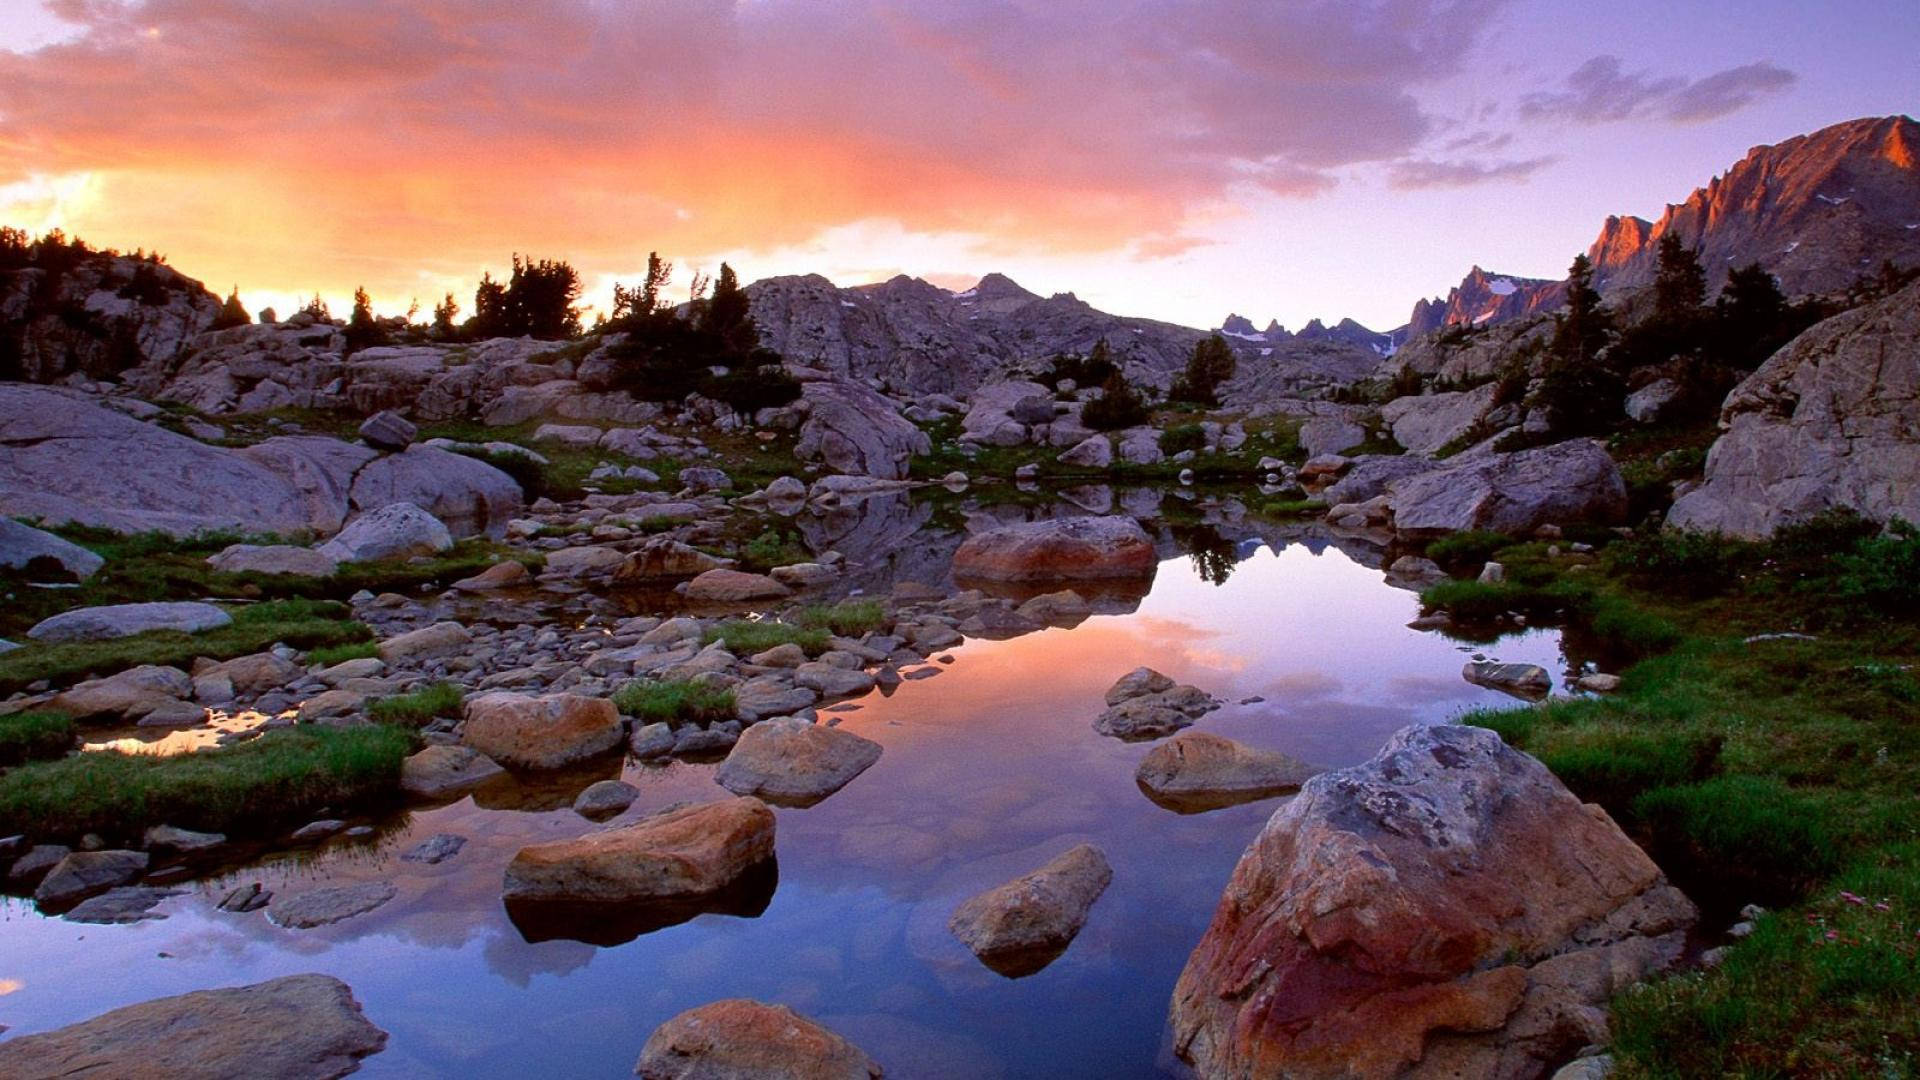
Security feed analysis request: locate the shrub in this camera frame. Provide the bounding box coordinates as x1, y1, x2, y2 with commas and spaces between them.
1537, 732, 1722, 815
1081, 372, 1149, 431
737, 528, 808, 572
612, 679, 736, 725
0, 711, 75, 767
0, 724, 412, 842
1160, 423, 1207, 456
367, 682, 464, 726
1828, 518, 1920, 616
1607, 529, 1752, 598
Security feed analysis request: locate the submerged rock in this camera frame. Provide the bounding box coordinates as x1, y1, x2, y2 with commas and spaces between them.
267, 881, 398, 929
636, 998, 882, 1080
953, 516, 1157, 582
0, 974, 386, 1077
1136, 731, 1322, 812
503, 796, 776, 905
948, 844, 1112, 977
35, 849, 149, 907
1170, 724, 1696, 1079
1463, 660, 1553, 700
65, 886, 184, 924
716, 717, 883, 807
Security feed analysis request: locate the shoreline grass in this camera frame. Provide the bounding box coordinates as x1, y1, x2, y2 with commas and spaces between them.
611, 679, 736, 726
0, 723, 414, 843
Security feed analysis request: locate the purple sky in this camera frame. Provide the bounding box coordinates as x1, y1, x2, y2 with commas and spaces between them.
1, 0, 1914, 330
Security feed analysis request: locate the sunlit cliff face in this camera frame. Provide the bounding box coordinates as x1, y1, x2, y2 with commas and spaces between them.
0, 0, 1899, 328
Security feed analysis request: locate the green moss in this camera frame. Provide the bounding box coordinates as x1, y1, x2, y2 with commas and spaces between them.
0, 711, 75, 767
366, 681, 464, 726
0, 598, 370, 694
0, 724, 413, 842
611, 679, 736, 725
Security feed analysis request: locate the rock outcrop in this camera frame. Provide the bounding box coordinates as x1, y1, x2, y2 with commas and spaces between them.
793, 373, 931, 479
1406, 266, 1566, 339
1171, 724, 1696, 1080
1386, 439, 1627, 538
1667, 279, 1920, 537
1382, 384, 1499, 454
0, 252, 220, 383
0, 974, 387, 1078
953, 516, 1157, 582
636, 999, 882, 1080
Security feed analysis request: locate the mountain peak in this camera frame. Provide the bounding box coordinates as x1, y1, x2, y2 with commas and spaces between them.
964, 273, 1037, 302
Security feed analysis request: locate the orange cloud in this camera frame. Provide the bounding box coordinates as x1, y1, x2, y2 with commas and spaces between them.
0, 0, 1510, 307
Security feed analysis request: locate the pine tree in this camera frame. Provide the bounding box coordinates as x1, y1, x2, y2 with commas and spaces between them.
1534, 254, 1621, 434
700, 262, 756, 357
212, 287, 251, 330
1082, 371, 1150, 430
344, 286, 387, 352
431, 292, 460, 339
1172, 333, 1237, 406
1652, 231, 1707, 324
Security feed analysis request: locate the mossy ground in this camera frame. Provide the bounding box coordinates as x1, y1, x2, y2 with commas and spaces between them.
1440, 518, 1920, 1075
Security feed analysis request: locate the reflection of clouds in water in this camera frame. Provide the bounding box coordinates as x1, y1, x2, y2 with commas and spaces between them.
1383, 673, 1483, 704
1258, 670, 1344, 701
483, 933, 595, 987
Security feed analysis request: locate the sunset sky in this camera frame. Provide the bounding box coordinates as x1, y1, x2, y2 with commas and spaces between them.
1, 1, 1914, 332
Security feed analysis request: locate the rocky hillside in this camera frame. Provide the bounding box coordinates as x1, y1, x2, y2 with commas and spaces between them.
1589, 114, 1920, 296
1406, 266, 1566, 338
0, 250, 220, 383
746, 272, 1381, 400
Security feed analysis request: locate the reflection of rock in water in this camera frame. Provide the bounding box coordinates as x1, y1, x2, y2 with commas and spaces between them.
953, 573, 1154, 615
504, 857, 778, 947
468, 755, 626, 813
798, 491, 931, 562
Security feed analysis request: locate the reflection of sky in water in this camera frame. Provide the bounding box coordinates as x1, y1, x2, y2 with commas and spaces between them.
0, 541, 1572, 1078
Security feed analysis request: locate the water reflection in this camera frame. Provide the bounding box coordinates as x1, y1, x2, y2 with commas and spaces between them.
0, 493, 1591, 1079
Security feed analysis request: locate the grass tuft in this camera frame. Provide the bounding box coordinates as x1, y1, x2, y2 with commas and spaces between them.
308, 640, 380, 667
0, 711, 75, 767
611, 679, 736, 725
366, 681, 464, 726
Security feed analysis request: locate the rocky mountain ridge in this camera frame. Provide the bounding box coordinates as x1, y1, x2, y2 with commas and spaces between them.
1406, 265, 1566, 339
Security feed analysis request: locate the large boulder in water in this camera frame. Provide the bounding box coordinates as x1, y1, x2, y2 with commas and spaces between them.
1668, 279, 1920, 538
793, 374, 931, 480
716, 717, 883, 807
0, 973, 387, 1078
953, 516, 1157, 582
1385, 438, 1627, 539
460, 691, 622, 770
1170, 724, 1696, 1080
636, 999, 881, 1080
948, 844, 1112, 977
503, 796, 775, 904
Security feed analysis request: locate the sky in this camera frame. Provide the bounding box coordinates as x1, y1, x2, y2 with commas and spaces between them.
1, 1, 1915, 332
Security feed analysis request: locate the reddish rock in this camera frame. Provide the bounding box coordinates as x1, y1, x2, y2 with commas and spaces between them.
460, 692, 622, 770
952, 516, 1156, 583
636, 998, 881, 1079
503, 797, 775, 905
1170, 724, 1695, 1079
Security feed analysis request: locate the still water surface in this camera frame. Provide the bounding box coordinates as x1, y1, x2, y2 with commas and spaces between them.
0, 525, 1573, 1078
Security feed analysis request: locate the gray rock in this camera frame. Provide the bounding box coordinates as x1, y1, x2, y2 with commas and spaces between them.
290, 820, 347, 843
1136, 732, 1322, 810
630, 722, 676, 758
1092, 699, 1194, 740
716, 717, 883, 806
346, 446, 522, 537
1387, 438, 1627, 539
949, 844, 1112, 976
1381, 383, 1498, 454
0, 974, 387, 1078
794, 375, 932, 479
1105, 666, 1175, 705
1297, 416, 1367, 458
207, 543, 339, 577
1463, 661, 1553, 699
1319, 453, 1438, 505
1669, 281, 1920, 538
573, 779, 640, 818
1624, 378, 1683, 424
0, 518, 105, 579
793, 661, 876, 699
673, 727, 739, 756
316, 502, 452, 564
677, 466, 731, 493
35, 849, 150, 907
685, 569, 792, 603
1058, 434, 1114, 469
357, 410, 418, 451
7, 844, 71, 885
216, 882, 271, 913
28, 601, 231, 643
377, 621, 471, 663
1116, 426, 1165, 465
734, 677, 819, 722
143, 825, 225, 853
400, 833, 467, 864
267, 881, 398, 928
65, 886, 184, 924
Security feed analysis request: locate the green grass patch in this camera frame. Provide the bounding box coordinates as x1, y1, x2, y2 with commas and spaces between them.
308, 640, 380, 667
0, 598, 370, 694
1611, 843, 1920, 1078
702, 619, 830, 655
366, 681, 464, 726
797, 600, 888, 637
0, 711, 75, 767
1424, 530, 1515, 570
1633, 776, 1849, 901
611, 679, 736, 725
0, 724, 413, 842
